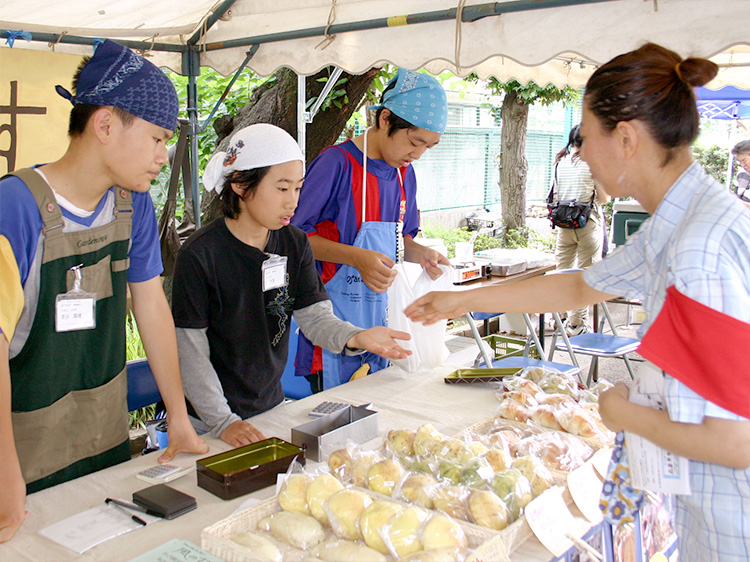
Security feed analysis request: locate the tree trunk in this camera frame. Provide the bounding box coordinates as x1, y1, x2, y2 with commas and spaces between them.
200, 67, 380, 224
498, 89, 530, 231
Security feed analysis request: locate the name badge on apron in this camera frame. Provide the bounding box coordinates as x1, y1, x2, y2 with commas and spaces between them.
55, 264, 97, 332
262, 254, 288, 291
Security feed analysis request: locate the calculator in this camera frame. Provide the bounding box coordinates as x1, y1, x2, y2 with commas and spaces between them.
308, 401, 350, 418
136, 463, 193, 484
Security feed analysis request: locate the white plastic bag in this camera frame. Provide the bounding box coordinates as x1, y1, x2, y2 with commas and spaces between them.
387, 263, 452, 373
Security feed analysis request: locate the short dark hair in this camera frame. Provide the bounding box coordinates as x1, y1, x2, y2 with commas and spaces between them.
375, 79, 416, 137
731, 140, 750, 156
220, 167, 271, 219
585, 43, 717, 165
67, 56, 135, 136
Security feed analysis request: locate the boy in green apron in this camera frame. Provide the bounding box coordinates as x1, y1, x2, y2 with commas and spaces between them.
0, 39, 207, 543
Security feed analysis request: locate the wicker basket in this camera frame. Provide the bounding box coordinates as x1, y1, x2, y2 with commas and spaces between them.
201, 493, 515, 562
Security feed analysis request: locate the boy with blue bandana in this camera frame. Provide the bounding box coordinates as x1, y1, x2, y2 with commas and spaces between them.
291, 69, 450, 390
0, 39, 207, 543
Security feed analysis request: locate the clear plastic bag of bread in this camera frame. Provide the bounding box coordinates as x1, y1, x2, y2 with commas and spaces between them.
514, 431, 592, 472
497, 397, 532, 422
427, 482, 472, 521
538, 371, 581, 400
308, 538, 389, 562
323, 486, 373, 541
527, 404, 565, 431
378, 505, 432, 559
277, 460, 314, 516
520, 365, 549, 383
489, 467, 533, 521
256, 509, 329, 551
484, 420, 533, 457
347, 448, 387, 488
431, 434, 476, 465
393, 470, 438, 509
228, 528, 287, 562
503, 374, 543, 395
365, 456, 407, 496
467, 486, 512, 530
557, 405, 612, 441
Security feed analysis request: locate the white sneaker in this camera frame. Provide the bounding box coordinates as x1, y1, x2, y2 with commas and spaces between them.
564, 321, 588, 337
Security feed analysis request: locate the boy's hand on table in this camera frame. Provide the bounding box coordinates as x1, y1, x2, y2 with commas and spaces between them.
158, 416, 209, 462
219, 421, 267, 448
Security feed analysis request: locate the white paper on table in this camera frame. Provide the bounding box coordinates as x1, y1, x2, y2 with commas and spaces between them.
39, 504, 159, 554
567, 461, 604, 523
524, 486, 591, 557
590, 447, 614, 479
625, 362, 691, 495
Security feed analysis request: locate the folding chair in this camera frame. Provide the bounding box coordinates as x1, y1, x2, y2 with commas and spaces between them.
126, 358, 161, 412
465, 311, 582, 381
549, 300, 640, 387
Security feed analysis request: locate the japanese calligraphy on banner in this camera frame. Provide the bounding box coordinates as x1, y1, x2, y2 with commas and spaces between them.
0, 47, 83, 175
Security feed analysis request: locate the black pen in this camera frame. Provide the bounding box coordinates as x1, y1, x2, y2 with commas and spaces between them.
105, 498, 148, 526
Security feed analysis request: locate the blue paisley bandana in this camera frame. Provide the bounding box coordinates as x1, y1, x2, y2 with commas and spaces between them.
379, 68, 448, 134
55, 39, 178, 131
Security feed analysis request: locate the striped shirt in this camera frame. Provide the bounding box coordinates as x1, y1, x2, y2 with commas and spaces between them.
585, 161, 750, 561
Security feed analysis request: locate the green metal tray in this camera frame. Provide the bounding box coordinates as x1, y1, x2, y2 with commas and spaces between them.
444, 367, 523, 384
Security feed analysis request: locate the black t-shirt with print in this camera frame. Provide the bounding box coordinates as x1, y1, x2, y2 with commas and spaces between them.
172, 218, 328, 418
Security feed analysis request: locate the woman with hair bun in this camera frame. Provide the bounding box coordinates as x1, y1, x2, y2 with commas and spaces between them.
405, 43, 750, 559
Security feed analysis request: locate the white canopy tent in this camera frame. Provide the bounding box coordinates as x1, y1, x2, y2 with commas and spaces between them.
3, 0, 750, 219
2, 0, 749, 87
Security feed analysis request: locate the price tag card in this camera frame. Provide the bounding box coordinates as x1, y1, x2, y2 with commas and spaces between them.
567, 462, 604, 523
591, 447, 613, 479
524, 487, 591, 557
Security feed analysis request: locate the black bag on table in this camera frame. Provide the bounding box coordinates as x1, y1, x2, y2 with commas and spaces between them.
546, 162, 593, 229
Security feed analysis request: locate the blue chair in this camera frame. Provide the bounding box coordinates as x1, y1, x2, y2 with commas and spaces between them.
126, 358, 161, 411
550, 300, 640, 386
279, 317, 313, 400
465, 312, 582, 380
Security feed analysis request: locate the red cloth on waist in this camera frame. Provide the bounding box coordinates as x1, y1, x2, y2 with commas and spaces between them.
639, 285, 750, 418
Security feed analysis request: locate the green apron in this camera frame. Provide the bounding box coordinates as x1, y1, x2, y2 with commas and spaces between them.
7, 168, 133, 493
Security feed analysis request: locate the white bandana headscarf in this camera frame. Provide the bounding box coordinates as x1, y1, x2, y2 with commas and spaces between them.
203, 123, 304, 193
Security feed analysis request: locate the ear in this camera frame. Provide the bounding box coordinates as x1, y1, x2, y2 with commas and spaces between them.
230, 182, 248, 199
614, 120, 638, 159
89, 107, 115, 144
377, 108, 391, 130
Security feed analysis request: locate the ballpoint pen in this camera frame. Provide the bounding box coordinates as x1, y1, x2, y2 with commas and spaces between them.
105, 498, 148, 526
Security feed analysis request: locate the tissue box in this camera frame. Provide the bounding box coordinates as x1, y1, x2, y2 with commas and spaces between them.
291, 406, 378, 462
196, 437, 305, 500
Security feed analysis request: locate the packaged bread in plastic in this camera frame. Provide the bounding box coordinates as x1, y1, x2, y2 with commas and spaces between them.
367, 458, 405, 496
257, 511, 326, 550
467, 488, 511, 530
429, 484, 471, 522
359, 500, 404, 554
380, 506, 430, 559
393, 471, 437, 509
306, 473, 344, 526
228, 530, 284, 562
490, 468, 533, 520
310, 539, 387, 562
323, 488, 372, 540
419, 512, 468, 550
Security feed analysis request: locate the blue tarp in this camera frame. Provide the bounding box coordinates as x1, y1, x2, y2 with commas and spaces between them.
696, 86, 750, 120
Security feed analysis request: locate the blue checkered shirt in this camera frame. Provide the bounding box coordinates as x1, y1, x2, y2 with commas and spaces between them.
585, 162, 750, 561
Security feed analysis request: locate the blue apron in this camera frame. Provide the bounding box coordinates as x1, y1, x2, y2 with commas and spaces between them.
321, 129, 406, 388
321, 221, 399, 388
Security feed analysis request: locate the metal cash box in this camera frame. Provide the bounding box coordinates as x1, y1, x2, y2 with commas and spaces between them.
196, 437, 305, 500
291, 406, 379, 462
